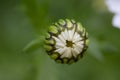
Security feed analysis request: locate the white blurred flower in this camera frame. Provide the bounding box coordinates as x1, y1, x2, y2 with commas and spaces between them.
105, 0, 120, 28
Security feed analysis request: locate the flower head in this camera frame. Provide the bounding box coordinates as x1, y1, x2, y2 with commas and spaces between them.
105, 0, 120, 28
44, 19, 89, 64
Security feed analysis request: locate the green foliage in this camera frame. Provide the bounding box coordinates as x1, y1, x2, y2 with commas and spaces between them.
0, 0, 120, 80
23, 37, 44, 53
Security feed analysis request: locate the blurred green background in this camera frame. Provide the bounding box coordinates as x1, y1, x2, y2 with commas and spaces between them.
0, 0, 120, 80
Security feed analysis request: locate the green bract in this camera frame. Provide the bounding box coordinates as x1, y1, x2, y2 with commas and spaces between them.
44, 19, 89, 64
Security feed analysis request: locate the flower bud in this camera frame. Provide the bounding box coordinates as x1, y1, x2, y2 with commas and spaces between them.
44, 19, 89, 64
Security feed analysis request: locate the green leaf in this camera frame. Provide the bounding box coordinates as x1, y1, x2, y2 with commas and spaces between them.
23, 37, 44, 53
88, 37, 104, 61
23, 0, 49, 35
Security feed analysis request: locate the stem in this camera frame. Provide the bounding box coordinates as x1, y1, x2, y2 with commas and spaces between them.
23, 0, 49, 35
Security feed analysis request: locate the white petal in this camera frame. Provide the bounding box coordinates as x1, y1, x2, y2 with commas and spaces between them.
75, 44, 83, 52
53, 36, 62, 43
61, 47, 72, 58
106, 0, 120, 14
64, 29, 69, 40
73, 32, 78, 41
73, 32, 82, 42
74, 44, 82, 53
75, 43, 83, 49
112, 14, 120, 29
58, 34, 66, 44
68, 30, 72, 40
56, 42, 65, 48
61, 32, 67, 40
71, 28, 75, 38
73, 44, 80, 53
73, 37, 82, 43
68, 29, 75, 41
75, 41, 84, 45
71, 48, 79, 58
75, 34, 80, 40
66, 29, 70, 41
55, 47, 66, 54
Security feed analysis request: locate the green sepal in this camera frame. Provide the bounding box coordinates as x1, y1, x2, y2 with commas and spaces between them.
77, 22, 83, 32
50, 53, 59, 59
58, 19, 66, 25
45, 39, 55, 45
86, 39, 89, 46
56, 59, 62, 63
63, 58, 68, 64
45, 33, 51, 39
54, 22, 60, 27
68, 59, 75, 64
77, 55, 82, 60
55, 22, 64, 31
71, 19, 75, 23
82, 28, 86, 37
86, 32, 88, 38
66, 19, 73, 29
49, 25, 58, 34
44, 45, 52, 51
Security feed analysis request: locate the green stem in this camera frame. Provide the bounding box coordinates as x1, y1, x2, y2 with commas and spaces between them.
23, 0, 49, 35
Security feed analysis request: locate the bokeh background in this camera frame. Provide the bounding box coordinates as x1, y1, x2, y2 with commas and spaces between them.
0, 0, 120, 80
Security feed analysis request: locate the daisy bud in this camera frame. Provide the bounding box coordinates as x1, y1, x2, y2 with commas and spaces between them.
44, 19, 89, 64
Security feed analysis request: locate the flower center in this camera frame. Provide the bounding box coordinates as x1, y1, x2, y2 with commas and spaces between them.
66, 40, 74, 48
